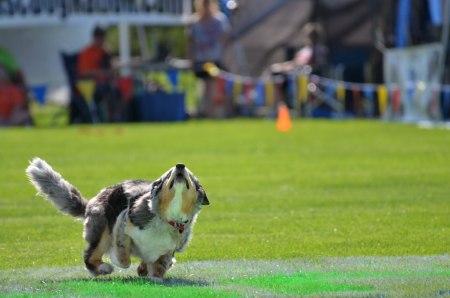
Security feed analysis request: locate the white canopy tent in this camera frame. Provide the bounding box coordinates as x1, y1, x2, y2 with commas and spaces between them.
0, 0, 192, 104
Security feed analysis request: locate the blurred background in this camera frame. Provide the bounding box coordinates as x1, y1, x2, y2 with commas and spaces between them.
0, 0, 449, 125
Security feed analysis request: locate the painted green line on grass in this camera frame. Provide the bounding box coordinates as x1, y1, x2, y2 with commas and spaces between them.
54, 279, 239, 298
224, 272, 372, 295
222, 269, 450, 296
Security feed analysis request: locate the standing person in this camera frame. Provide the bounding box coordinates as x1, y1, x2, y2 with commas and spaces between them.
188, 0, 231, 118
294, 22, 329, 76
78, 26, 122, 122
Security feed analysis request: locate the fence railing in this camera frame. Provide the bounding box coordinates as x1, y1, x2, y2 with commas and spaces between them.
0, 0, 191, 26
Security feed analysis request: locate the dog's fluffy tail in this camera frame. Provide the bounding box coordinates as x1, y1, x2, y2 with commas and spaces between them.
26, 157, 87, 218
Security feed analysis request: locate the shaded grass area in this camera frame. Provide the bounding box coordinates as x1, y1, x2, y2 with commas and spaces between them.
0, 120, 449, 271
1, 257, 449, 297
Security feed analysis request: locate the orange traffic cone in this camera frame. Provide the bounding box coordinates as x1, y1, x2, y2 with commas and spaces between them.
276, 104, 292, 132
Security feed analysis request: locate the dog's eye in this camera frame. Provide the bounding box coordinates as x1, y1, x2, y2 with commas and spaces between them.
192, 178, 200, 191
152, 179, 163, 193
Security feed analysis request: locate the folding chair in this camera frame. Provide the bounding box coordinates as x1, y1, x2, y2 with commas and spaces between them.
60, 52, 93, 124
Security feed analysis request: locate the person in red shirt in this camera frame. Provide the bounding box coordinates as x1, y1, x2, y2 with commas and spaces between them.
77, 26, 122, 122
0, 66, 32, 126
78, 26, 111, 82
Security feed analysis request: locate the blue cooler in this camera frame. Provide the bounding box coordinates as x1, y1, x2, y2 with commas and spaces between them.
137, 91, 187, 122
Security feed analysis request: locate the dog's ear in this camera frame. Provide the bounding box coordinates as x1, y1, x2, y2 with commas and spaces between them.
198, 186, 210, 205
202, 193, 210, 205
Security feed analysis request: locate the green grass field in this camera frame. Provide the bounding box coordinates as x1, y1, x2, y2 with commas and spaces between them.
0, 119, 449, 296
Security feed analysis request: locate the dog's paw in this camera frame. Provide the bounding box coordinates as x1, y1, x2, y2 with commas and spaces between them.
149, 275, 163, 283
170, 257, 176, 267
120, 261, 131, 269
152, 263, 167, 279
110, 249, 131, 269
116, 257, 131, 269
137, 262, 148, 277
97, 263, 114, 275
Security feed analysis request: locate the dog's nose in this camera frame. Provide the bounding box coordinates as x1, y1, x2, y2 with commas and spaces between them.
176, 163, 185, 170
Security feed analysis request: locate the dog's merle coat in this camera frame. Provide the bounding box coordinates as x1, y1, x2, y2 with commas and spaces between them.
26, 158, 209, 281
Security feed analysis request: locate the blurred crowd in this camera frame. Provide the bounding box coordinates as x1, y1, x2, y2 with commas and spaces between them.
1, 0, 448, 126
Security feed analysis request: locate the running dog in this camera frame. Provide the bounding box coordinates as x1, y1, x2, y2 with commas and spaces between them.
26, 158, 209, 281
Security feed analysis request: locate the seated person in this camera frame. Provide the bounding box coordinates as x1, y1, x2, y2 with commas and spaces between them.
0, 46, 27, 88
77, 26, 112, 81
77, 26, 122, 122
0, 66, 32, 126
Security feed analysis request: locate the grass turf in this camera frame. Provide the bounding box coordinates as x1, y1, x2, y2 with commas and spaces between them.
0, 257, 448, 297
0, 119, 449, 295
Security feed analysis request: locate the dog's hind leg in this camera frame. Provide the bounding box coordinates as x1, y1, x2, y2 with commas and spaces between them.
83, 218, 113, 276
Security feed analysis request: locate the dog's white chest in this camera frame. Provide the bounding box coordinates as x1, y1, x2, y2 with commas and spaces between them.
127, 219, 178, 263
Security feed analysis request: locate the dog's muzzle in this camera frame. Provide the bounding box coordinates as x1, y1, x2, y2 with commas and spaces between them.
175, 163, 185, 181
170, 163, 189, 189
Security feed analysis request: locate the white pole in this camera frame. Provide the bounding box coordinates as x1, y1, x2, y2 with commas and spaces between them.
119, 22, 131, 76
151, 29, 160, 60
137, 25, 149, 61
182, 0, 192, 20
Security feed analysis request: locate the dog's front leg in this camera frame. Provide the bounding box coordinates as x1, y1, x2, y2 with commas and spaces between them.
136, 252, 174, 282
112, 209, 131, 268
138, 261, 163, 282
137, 261, 149, 277
137, 261, 162, 282
151, 252, 174, 282
114, 234, 131, 268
